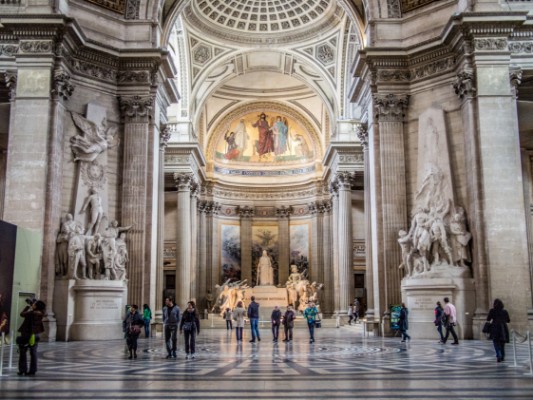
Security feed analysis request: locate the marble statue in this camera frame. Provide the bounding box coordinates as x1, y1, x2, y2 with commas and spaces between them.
80, 188, 104, 235
67, 224, 87, 280
212, 280, 250, 316
100, 219, 132, 280
70, 112, 118, 163
449, 207, 472, 267
113, 232, 128, 280
408, 207, 432, 273
398, 229, 413, 277
257, 249, 274, 286
56, 213, 76, 277
205, 290, 214, 311
86, 233, 102, 279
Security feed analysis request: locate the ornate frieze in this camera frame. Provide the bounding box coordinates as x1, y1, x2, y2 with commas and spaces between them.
378, 69, 411, 82
173, 172, 194, 191
453, 69, 476, 99
387, 0, 402, 18
509, 41, 533, 54
0, 44, 18, 57
86, 0, 126, 14
338, 154, 363, 163
373, 94, 409, 122
411, 56, 456, 81
212, 187, 320, 201
165, 155, 191, 164
124, 0, 140, 20
356, 123, 369, 150
400, 0, 437, 13
18, 40, 54, 54
117, 70, 152, 85
67, 58, 117, 83
51, 69, 74, 101
118, 95, 153, 121
474, 38, 508, 51
164, 246, 176, 259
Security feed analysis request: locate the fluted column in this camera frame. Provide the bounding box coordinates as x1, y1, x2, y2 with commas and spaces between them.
155, 126, 170, 323
190, 183, 199, 302
309, 203, 319, 284
336, 172, 355, 313
330, 181, 340, 312
239, 206, 254, 285
210, 203, 221, 288
374, 93, 409, 306
119, 95, 153, 305
321, 200, 333, 315
174, 172, 194, 308
197, 200, 208, 311
357, 123, 375, 321
276, 206, 291, 285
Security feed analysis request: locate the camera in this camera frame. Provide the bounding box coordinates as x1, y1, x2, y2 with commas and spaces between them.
25, 298, 36, 306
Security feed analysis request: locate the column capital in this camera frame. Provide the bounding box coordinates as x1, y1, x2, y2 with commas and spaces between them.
510, 67, 522, 98
237, 205, 255, 218
160, 124, 171, 150
335, 171, 355, 190
276, 205, 292, 219
51, 68, 74, 101
308, 203, 318, 215
173, 172, 194, 191
318, 200, 332, 214
373, 94, 409, 122
453, 68, 476, 99
118, 95, 154, 122
1, 71, 17, 101
355, 123, 369, 150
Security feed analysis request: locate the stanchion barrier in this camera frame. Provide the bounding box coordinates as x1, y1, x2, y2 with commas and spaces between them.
511, 330, 533, 376
526, 331, 533, 377
8, 330, 15, 369
0, 332, 4, 376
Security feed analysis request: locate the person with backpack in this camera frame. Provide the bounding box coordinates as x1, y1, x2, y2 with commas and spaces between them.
486, 298, 510, 362
142, 304, 152, 338
399, 303, 411, 342
17, 299, 46, 376
163, 297, 180, 358
434, 301, 445, 343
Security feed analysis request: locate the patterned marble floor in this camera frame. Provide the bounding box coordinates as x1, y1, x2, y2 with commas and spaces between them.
1, 325, 533, 399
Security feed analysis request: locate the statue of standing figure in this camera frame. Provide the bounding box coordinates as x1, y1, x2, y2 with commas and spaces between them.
67, 224, 87, 280
449, 207, 472, 267
56, 213, 76, 277
257, 249, 274, 286
80, 188, 104, 235
86, 233, 103, 279
100, 219, 133, 280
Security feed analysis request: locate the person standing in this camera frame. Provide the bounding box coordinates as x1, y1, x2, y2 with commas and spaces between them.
223, 307, 233, 331
163, 297, 180, 358
442, 297, 459, 345
354, 298, 361, 323
233, 301, 246, 341
271, 305, 282, 342
303, 302, 319, 343
123, 304, 144, 359
17, 300, 45, 376
434, 301, 445, 343
487, 299, 510, 362
399, 303, 411, 342
180, 301, 200, 360
247, 296, 260, 342
282, 304, 296, 342
142, 304, 152, 338
348, 304, 354, 325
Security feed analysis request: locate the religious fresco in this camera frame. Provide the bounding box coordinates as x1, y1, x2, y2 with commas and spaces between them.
220, 224, 241, 282
214, 112, 315, 165
251, 225, 279, 286
289, 223, 310, 276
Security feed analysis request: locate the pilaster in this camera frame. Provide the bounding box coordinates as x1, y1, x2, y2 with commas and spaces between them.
239, 206, 254, 286
276, 206, 291, 285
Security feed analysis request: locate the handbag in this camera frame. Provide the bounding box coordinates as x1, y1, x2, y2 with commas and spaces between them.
482, 321, 492, 334
129, 324, 141, 336
182, 321, 194, 331
314, 320, 322, 328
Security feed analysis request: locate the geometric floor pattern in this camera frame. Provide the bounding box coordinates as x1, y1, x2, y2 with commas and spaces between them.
2, 325, 533, 399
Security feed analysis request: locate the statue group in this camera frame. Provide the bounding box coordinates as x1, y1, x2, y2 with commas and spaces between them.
55, 208, 131, 281
286, 264, 324, 312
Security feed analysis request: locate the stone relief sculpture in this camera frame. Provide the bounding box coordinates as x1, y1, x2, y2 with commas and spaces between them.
70, 112, 119, 162
56, 213, 76, 277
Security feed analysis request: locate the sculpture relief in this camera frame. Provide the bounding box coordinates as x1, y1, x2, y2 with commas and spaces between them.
285, 264, 324, 313
70, 112, 119, 163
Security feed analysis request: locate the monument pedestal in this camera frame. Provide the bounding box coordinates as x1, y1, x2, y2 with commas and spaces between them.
54, 279, 127, 341
401, 266, 475, 339
246, 286, 288, 320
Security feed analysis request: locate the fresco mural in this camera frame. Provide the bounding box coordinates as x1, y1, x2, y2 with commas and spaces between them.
251, 225, 279, 286
220, 224, 241, 282
215, 112, 314, 164
289, 223, 310, 277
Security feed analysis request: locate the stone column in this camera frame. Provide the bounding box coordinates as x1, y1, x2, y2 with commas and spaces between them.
189, 183, 199, 302
357, 123, 375, 321
205, 202, 214, 292
118, 95, 153, 305
330, 182, 340, 312
239, 206, 254, 285
373, 93, 409, 306
308, 203, 319, 285
174, 172, 194, 308
321, 200, 334, 316
155, 126, 171, 323
210, 203, 221, 288
336, 172, 355, 314
276, 206, 291, 285
197, 200, 208, 312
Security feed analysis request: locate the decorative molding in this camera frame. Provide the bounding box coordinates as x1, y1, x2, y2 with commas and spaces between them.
338, 154, 363, 163
165, 155, 191, 164
373, 94, 409, 122
173, 172, 194, 191
66, 57, 117, 84
18, 40, 54, 54
353, 239, 366, 261
163, 246, 176, 259
400, 0, 437, 13
51, 69, 74, 100
0, 44, 18, 57
387, 0, 402, 18
237, 205, 255, 218
80, 161, 107, 190
124, 0, 140, 20
474, 38, 508, 51
509, 41, 533, 54
355, 123, 369, 150
118, 95, 153, 121
276, 206, 293, 219
453, 69, 476, 99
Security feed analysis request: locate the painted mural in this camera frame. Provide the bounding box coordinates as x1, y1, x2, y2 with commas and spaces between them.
221, 224, 241, 282
215, 112, 314, 165
289, 223, 310, 277
251, 225, 279, 286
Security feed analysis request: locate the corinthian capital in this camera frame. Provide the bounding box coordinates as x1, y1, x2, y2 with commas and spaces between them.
51, 69, 74, 101
173, 172, 194, 191
373, 94, 409, 122
335, 171, 354, 190
237, 205, 255, 218
160, 124, 171, 150
355, 123, 369, 150
119, 95, 153, 121
453, 69, 476, 99
276, 206, 292, 219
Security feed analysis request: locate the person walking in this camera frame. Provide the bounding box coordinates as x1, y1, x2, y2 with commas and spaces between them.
348, 304, 354, 325
247, 296, 260, 342
434, 301, 445, 343
163, 297, 180, 358
17, 299, 46, 376
354, 298, 361, 323
303, 301, 319, 343
142, 304, 152, 338
271, 305, 282, 342
282, 304, 296, 342
442, 297, 459, 345
487, 298, 510, 362
233, 301, 246, 341
123, 304, 144, 359
180, 301, 200, 360
223, 307, 233, 331
399, 302, 411, 342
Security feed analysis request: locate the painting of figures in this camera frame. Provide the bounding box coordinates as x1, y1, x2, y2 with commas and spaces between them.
215, 112, 314, 164
289, 223, 310, 277
221, 224, 241, 282
251, 225, 279, 286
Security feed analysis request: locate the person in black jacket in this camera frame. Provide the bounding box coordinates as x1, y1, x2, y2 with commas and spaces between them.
271, 305, 282, 342
434, 301, 445, 343
180, 301, 200, 360
487, 298, 510, 362
247, 296, 260, 343
17, 299, 46, 376
399, 303, 411, 342
123, 304, 144, 359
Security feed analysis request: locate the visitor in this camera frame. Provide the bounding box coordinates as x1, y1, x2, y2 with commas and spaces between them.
486, 299, 510, 362
223, 307, 233, 330
163, 297, 180, 358
180, 301, 200, 360
271, 305, 281, 342
17, 299, 46, 376
233, 301, 246, 341
442, 297, 459, 345
247, 296, 260, 342
348, 303, 354, 325
399, 302, 411, 342
354, 298, 360, 323
142, 304, 152, 338
282, 304, 296, 342
123, 304, 144, 359
434, 301, 445, 343
303, 301, 319, 343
